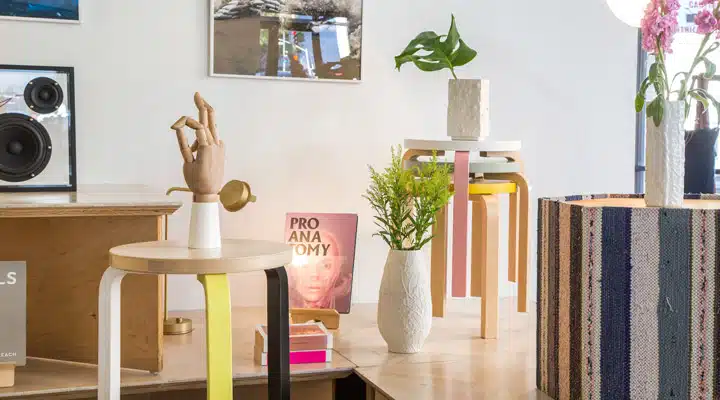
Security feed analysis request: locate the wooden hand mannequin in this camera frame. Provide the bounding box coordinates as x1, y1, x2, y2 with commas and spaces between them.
171, 93, 225, 203
171, 93, 225, 249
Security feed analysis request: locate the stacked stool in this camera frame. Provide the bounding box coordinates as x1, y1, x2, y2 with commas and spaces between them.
404, 139, 530, 339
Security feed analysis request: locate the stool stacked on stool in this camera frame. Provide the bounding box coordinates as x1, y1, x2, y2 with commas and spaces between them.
403, 139, 530, 339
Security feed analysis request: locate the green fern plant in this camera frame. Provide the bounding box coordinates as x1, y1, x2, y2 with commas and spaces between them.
364, 146, 453, 251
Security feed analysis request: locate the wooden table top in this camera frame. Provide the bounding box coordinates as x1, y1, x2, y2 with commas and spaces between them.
0, 299, 546, 399
0, 185, 181, 218
0, 308, 354, 399
568, 197, 720, 209
109, 239, 293, 274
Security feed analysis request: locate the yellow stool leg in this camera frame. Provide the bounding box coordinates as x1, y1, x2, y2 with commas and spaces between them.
198, 274, 233, 400
431, 205, 448, 318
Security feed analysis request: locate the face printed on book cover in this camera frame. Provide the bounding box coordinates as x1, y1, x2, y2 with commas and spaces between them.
289, 231, 344, 308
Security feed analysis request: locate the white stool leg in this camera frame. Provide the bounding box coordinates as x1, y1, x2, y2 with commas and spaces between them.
98, 267, 126, 400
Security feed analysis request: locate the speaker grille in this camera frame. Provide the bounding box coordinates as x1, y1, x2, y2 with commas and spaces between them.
0, 113, 52, 182
23, 77, 64, 114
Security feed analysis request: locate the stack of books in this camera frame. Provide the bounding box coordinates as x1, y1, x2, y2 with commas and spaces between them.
254, 322, 333, 366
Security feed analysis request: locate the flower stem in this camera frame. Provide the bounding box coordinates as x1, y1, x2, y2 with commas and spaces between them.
450, 67, 458, 80
679, 33, 712, 100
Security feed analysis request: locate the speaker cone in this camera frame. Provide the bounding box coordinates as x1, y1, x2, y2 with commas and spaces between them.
24, 77, 64, 114
0, 113, 52, 182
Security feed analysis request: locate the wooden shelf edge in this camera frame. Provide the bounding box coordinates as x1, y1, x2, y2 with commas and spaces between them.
0, 206, 181, 218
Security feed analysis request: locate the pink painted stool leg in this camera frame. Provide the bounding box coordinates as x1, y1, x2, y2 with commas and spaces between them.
451, 151, 470, 297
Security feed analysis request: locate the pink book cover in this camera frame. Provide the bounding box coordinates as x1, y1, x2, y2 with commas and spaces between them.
254, 348, 332, 366
284, 213, 358, 314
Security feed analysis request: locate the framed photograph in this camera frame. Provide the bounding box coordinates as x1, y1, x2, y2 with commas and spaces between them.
210, 0, 363, 82
0, 1, 80, 24
285, 213, 358, 313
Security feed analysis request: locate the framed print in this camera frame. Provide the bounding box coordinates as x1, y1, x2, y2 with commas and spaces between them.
0, 1, 80, 24
210, 0, 363, 82
285, 213, 358, 313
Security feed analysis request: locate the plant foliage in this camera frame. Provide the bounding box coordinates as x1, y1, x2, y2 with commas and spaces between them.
394, 14, 478, 79
364, 146, 453, 251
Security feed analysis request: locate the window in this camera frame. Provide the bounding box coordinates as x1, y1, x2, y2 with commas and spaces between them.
635, 3, 720, 192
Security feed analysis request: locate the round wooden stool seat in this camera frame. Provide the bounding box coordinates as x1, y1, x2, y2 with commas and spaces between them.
405, 158, 522, 174
110, 239, 293, 274
450, 181, 517, 195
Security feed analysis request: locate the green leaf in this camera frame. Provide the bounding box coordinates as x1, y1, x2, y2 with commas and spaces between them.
704, 58, 717, 78
690, 89, 710, 110
394, 54, 416, 70
442, 14, 460, 54
649, 63, 659, 81
398, 31, 439, 56
450, 39, 477, 67
395, 31, 440, 70
635, 92, 646, 113
648, 96, 664, 127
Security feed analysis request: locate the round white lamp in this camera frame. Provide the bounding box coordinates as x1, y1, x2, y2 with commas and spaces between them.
606, 0, 649, 27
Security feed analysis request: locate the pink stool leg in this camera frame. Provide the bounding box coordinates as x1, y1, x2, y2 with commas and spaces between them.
451, 151, 470, 298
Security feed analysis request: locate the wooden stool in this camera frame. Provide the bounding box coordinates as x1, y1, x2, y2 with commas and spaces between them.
433, 180, 519, 339
98, 239, 293, 400
405, 152, 531, 318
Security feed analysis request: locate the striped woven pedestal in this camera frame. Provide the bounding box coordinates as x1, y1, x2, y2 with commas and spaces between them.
537, 194, 720, 400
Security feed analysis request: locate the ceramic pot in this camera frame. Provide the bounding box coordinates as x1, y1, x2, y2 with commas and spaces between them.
447, 79, 490, 141
377, 249, 432, 354
684, 128, 718, 194
645, 100, 686, 207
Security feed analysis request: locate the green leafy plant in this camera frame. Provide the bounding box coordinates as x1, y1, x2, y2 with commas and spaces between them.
364, 146, 453, 251
394, 14, 478, 79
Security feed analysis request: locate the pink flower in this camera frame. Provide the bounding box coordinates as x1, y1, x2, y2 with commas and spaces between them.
640, 0, 679, 54
696, 9, 718, 34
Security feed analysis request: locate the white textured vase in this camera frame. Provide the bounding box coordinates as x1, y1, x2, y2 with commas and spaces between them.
188, 202, 222, 249
645, 100, 685, 208
447, 78, 490, 141
377, 249, 432, 354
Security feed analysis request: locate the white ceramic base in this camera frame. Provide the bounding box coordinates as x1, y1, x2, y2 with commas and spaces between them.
189, 202, 222, 249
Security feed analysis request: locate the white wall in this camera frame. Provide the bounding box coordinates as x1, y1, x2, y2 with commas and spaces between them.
0, 0, 638, 311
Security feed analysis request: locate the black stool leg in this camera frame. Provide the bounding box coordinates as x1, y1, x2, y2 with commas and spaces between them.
265, 266, 290, 400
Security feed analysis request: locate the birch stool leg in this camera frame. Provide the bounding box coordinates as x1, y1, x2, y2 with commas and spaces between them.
489, 173, 530, 313
197, 274, 233, 400
508, 191, 519, 283
265, 267, 290, 400
475, 195, 499, 339
98, 267, 127, 400
431, 205, 448, 318
470, 197, 486, 299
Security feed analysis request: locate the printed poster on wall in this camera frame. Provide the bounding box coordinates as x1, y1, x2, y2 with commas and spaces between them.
285, 213, 358, 314
0, 1, 80, 23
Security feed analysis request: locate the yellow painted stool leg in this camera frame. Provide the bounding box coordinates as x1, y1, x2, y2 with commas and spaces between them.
198, 274, 233, 400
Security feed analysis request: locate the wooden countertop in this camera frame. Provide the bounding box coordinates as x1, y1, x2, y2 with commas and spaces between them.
0, 299, 546, 399
0, 185, 182, 218
0, 308, 354, 399
336, 299, 548, 400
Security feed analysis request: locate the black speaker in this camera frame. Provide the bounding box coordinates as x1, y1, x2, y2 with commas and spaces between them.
0, 65, 76, 192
